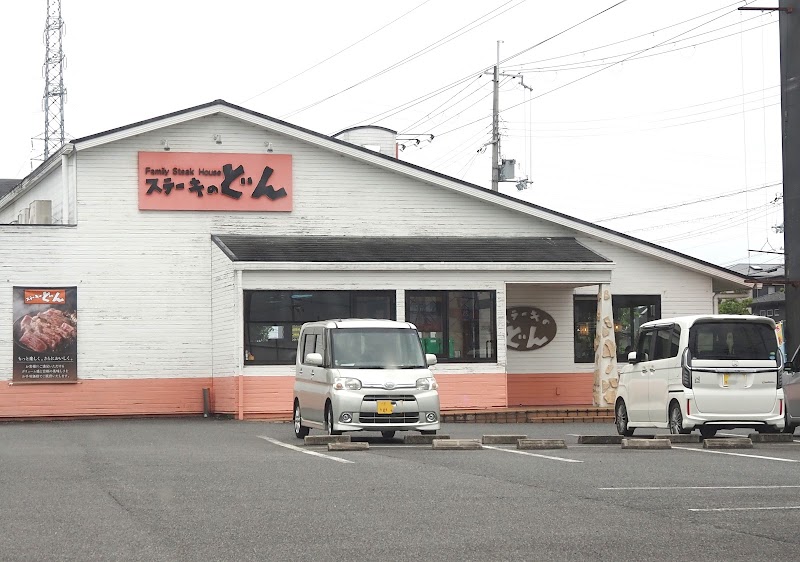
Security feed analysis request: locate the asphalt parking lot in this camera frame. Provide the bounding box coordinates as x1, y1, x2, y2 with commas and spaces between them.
2, 418, 799, 562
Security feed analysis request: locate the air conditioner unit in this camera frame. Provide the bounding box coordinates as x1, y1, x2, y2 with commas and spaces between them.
18, 208, 29, 224
29, 200, 52, 224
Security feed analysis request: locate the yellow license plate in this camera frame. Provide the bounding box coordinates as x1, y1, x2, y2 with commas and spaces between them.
723, 373, 732, 386
377, 400, 393, 414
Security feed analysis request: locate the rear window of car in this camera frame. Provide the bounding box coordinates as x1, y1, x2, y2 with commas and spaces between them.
689, 321, 777, 360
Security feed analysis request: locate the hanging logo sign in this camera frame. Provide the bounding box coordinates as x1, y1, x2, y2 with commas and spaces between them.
506, 306, 557, 351
138, 152, 292, 211
13, 287, 78, 382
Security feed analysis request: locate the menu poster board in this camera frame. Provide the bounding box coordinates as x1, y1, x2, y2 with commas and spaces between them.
13, 287, 78, 383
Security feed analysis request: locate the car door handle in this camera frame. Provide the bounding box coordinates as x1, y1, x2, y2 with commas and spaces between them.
648, 367, 655, 373
641, 369, 648, 374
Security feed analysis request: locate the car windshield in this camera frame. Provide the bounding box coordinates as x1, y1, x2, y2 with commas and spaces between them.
331, 328, 426, 369
689, 321, 778, 361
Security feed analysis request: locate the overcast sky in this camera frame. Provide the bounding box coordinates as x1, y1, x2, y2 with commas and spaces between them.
0, 0, 785, 268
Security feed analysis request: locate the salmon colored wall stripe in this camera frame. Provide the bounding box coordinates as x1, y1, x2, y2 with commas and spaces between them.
0, 372, 588, 419
436, 373, 507, 410
506, 373, 594, 406
0, 378, 212, 418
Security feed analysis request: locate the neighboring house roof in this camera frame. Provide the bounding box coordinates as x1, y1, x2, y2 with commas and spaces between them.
212, 235, 611, 263
0, 179, 20, 199
0, 99, 749, 289
728, 263, 785, 283
751, 292, 786, 305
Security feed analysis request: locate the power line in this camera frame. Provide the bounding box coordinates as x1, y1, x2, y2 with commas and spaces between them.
596, 181, 781, 222
239, 1, 433, 105
503, 0, 750, 69
500, 98, 780, 137
341, 0, 633, 130
513, 17, 775, 73
435, 3, 760, 139
400, 75, 487, 134
281, 0, 526, 119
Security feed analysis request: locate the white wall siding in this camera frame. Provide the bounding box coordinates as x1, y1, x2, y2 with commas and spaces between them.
505, 284, 578, 374
0, 167, 63, 224
0, 227, 79, 381
0, 111, 726, 391
574, 236, 714, 317
211, 242, 237, 378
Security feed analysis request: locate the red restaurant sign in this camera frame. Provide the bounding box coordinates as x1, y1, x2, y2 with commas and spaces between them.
138, 152, 292, 211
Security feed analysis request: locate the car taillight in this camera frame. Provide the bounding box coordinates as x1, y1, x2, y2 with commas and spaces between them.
681, 348, 692, 389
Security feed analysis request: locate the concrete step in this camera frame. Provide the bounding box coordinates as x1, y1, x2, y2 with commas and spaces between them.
517, 438, 567, 450
704, 438, 753, 449
403, 434, 450, 444
748, 433, 794, 443
328, 442, 369, 451
482, 434, 527, 444
304, 435, 351, 445
622, 438, 672, 450
432, 439, 483, 450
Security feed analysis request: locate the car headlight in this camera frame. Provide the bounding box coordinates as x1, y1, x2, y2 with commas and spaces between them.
416, 377, 438, 391
333, 377, 362, 390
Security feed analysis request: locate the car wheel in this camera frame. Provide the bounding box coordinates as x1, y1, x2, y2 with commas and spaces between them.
294, 402, 309, 439
420, 430, 437, 435
669, 403, 690, 435
615, 401, 634, 436
381, 431, 396, 439
699, 426, 717, 438
325, 404, 342, 436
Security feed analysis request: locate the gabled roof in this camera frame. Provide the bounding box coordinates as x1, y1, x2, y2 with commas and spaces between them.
0, 179, 20, 199
751, 292, 785, 305
212, 235, 611, 263
728, 263, 785, 283
2, 99, 749, 289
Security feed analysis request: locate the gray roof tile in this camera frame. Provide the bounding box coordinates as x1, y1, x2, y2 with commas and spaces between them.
212, 235, 611, 263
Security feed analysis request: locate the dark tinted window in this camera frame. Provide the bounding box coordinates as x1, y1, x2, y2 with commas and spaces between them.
653, 324, 681, 360
689, 321, 777, 360
244, 290, 395, 365
637, 330, 654, 362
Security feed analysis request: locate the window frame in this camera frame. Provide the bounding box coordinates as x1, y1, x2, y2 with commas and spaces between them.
244, 290, 395, 366
573, 294, 662, 363
405, 290, 497, 363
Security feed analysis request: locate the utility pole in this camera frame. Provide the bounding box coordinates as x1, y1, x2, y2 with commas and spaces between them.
778, 1, 800, 357
491, 40, 502, 192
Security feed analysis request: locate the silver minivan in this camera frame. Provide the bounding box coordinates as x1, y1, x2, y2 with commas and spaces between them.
615, 315, 784, 437
292, 319, 441, 438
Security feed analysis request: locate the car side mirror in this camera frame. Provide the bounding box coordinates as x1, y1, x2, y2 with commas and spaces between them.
785, 360, 796, 373
426, 353, 438, 367
627, 351, 638, 364
305, 352, 323, 366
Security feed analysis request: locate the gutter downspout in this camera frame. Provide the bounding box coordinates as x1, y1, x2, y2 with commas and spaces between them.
60, 143, 74, 225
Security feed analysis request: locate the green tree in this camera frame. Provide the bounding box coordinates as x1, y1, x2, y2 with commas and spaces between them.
718, 298, 753, 315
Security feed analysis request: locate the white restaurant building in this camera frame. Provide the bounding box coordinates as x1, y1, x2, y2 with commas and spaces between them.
0, 100, 750, 420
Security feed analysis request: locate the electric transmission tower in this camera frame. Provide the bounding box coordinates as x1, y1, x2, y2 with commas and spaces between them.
41, 0, 66, 159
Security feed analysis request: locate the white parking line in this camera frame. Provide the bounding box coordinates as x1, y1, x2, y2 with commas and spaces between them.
482, 445, 583, 463
672, 446, 800, 463
689, 506, 800, 512
600, 485, 800, 491
257, 436, 355, 463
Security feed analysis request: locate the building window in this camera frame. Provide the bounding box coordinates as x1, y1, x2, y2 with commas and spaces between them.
573, 295, 661, 363
406, 290, 496, 362
760, 310, 766, 316
767, 309, 774, 317
243, 290, 395, 365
